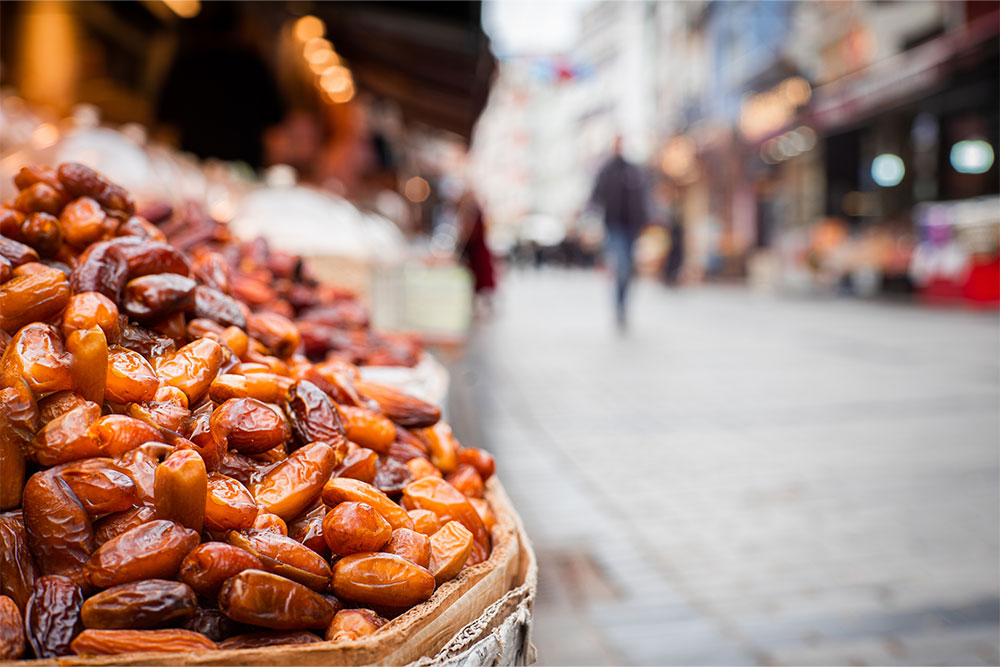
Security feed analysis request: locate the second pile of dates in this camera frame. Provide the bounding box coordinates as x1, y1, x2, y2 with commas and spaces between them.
0, 163, 497, 659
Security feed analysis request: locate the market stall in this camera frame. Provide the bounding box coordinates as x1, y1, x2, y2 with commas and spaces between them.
0, 161, 535, 664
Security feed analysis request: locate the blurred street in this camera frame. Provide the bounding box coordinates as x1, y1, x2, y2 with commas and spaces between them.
447, 270, 1000, 666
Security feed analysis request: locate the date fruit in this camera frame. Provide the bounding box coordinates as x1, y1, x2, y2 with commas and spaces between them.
70, 628, 216, 655
383, 528, 431, 568
218, 570, 337, 631
322, 502, 392, 556
178, 542, 263, 598
154, 449, 207, 533
354, 380, 440, 429
252, 440, 344, 520
0, 595, 25, 659
325, 608, 386, 642
84, 520, 198, 588
428, 521, 474, 585
22, 472, 94, 586
322, 478, 413, 531
80, 579, 196, 629
331, 553, 435, 608
24, 575, 83, 658
204, 473, 258, 532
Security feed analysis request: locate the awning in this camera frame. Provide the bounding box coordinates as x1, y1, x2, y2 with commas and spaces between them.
808, 14, 999, 132
318, 2, 496, 140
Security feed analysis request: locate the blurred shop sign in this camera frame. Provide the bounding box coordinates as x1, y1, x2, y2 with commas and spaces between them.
739, 77, 812, 141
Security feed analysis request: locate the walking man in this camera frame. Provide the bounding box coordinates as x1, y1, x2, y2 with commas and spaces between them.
590, 136, 648, 327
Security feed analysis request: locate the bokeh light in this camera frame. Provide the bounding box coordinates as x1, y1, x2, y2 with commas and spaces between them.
293, 15, 325, 42
404, 177, 431, 203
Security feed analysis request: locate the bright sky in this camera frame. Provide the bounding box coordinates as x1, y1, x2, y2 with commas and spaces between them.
482, 0, 593, 58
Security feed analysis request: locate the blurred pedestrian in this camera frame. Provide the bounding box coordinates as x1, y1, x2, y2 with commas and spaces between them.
458, 192, 497, 317
590, 136, 648, 327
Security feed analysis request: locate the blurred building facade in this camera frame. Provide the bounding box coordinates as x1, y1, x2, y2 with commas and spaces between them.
473, 0, 999, 304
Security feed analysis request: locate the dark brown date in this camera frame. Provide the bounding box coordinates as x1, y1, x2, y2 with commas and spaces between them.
193, 285, 246, 329
84, 519, 198, 588
0, 235, 39, 268
108, 236, 190, 279
0, 513, 37, 613
69, 240, 129, 302
24, 575, 84, 658
57, 163, 135, 216
80, 579, 197, 629
285, 379, 345, 448
117, 320, 176, 359
217, 570, 337, 631
122, 273, 197, 322
182, 606, 245, 643
190, 251, 231, 294
374, 456, 414, 496
116, 215, 166, 242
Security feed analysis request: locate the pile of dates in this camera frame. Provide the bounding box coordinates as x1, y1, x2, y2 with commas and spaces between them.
0, 163, 497, 659
148, 199, 422, 368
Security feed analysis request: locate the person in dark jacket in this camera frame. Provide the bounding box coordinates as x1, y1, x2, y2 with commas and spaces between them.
590, 136, 648, 327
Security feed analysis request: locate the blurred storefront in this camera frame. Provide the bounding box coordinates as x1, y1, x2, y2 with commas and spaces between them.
656, 0, 1000, 306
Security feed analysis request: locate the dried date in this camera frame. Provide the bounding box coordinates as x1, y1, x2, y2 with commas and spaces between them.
178, 542, 262, 598
331, 553, 435, 608
80, 579, 196, 629
217, 570, 337, 631
84, 519, 198, 588
24, 575, 84, 658
251, 440, 344, 520
0, 595, 25, 659
322, 501, 392, 556
70, 628, 217, 655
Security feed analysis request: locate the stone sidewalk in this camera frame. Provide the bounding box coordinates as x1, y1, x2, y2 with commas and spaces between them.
443, 269, 1000, 666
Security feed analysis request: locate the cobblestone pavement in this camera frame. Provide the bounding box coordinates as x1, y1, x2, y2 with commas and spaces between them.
443, 269, 1000, 667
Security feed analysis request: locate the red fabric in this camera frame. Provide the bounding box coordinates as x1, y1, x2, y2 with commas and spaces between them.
463, 210, 496, 293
